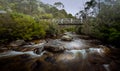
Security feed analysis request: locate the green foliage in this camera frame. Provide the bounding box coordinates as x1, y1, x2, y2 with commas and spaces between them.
76, 26, 82, 34
64, 27, 76, 32
53, 12, 66, 18
68, 14, 74, 18
0, 13, 48, 43
10, 13, 35, 40
46, 23, 59, 37
31, 22, 46, 39
58, 26, 76, 34
39, 14, 53, 19
79, 0, 120, 47
0, 12, 61, 43
60, 29, 66, 34
109, 28, 120, 43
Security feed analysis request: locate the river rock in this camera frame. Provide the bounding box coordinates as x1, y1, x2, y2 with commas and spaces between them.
23, 42, 45, 48
61, 35, 73, 41
44, 42, 65, 53
0, 48, 9, 53
79, 35, 90, 39
9, 40, 26, 47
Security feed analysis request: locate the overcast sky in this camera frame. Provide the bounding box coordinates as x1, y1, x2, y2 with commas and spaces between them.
41, 0, 89, 16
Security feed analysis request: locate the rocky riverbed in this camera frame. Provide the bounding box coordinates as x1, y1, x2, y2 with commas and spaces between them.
0, 32, 120, 71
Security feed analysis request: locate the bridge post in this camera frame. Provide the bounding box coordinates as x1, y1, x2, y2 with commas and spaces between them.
70, 18, 73, 24
61, 19, 64, 24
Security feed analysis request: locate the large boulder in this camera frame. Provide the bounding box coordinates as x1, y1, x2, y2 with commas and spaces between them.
44, 44, 65, 53
44, 40, 65, 53
61, 35, 73, 41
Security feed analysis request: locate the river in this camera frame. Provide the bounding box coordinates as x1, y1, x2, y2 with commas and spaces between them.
0, 32, 120, 71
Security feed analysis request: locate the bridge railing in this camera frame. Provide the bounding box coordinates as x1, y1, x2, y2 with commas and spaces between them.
38, 18, 81, 25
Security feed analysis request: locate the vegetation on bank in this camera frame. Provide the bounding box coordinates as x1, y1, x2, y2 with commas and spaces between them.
76, 0, 120, 48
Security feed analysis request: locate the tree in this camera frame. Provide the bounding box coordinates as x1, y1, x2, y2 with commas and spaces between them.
85, 0, 97, 11
54, 2, 64, 9
79, 0, 120, 47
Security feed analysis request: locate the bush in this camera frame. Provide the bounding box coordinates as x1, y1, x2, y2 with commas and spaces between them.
108, 28, 120, 47
46, 23, 59, 37
0, 12, 61, 43
76, 26, 82, 34
0, 12, 49, 43
31, 20, 49, 39
64, 26, 76, 32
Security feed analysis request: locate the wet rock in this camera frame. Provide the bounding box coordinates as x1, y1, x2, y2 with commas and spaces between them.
32, 60, 42, 69
109, 61, 120, 71
97, 45, 112, 56
32, 40, 46, 44
34, 48, 44, 54
0, 54, 32, 71
44, 56, 56, 64
23, 42, 45, 48
44, 43, 65, 53
61, 35, 73, 41
25, 42, 35, 45
21, 41, 45, 54
8, 40, 45, 54
87, 40, 101, 45
79, 35, 90, 39
0, 48, 9, 53
98, 45, 108, 48
9, 40, 26, 47
104, 48, 120, 60
13, 47, 43, 54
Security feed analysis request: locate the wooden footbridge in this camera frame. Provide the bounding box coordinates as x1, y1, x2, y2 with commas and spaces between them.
38, 18, 82, 25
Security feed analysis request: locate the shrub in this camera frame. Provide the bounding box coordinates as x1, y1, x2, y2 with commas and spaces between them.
45, 23, 59, 37
0, 12, 48, 43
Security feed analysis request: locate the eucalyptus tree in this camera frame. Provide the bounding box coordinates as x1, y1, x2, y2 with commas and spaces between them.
85, 0, 97, 11
54, 2, 64, 9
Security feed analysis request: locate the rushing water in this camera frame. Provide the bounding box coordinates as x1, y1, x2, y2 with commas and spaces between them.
0, 33, 119, 71
0, 50, 46, 58
64, 40, 85, 49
